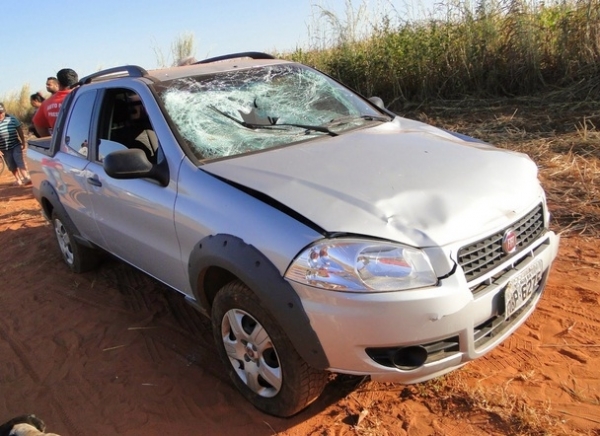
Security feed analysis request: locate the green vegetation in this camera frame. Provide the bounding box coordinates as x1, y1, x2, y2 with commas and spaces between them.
284, 0, 600, 107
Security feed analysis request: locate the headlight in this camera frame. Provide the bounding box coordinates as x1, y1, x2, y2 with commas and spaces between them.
285, 238, 437, 292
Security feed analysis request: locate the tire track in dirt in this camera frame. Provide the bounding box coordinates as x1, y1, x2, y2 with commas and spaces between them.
164, 290, 211, 339
0, 318, 42, 384
99, 262, 215, 344
548, 302, 599, 326
434, 420, 490, 436
51, 258, 228, 394
44, 265, 234, 431
0, 318, 83, 436
142, 334, 163, 364
104, 263, 163, 313
52, 261, 210, 342
558, 348, 589, 364
475, 336, 539, 372
52, 285, 134, 317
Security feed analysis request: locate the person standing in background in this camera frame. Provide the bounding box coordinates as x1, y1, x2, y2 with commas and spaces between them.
29, 92, 45, 137
33, 69, 78, 137
30, 92, 45, 109
46, 77, 59, 94
0, 103, 31, 186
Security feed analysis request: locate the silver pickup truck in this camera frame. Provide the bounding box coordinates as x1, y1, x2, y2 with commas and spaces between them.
27, 52, 559, 417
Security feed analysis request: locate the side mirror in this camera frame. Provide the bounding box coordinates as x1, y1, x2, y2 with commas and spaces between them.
98, 139, 127, 161
368, 96, 385, 109
104, 148, 169, 186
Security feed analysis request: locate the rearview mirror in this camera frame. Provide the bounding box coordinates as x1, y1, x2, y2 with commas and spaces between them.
103, 148, 169, 186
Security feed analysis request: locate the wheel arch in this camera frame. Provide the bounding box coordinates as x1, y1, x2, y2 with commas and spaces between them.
188, 234, 329, 370
38, 180, 95, 248
38, 180, 63, 221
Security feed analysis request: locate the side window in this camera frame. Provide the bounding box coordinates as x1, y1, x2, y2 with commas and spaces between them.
97, 89, 159, 164
62, 90, 97, 157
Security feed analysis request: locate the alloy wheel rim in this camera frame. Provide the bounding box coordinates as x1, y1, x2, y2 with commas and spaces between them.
54, 219, 74, 265
221, 308, 282, 398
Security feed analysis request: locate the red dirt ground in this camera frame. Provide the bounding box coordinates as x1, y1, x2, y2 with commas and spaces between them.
1, 169, 599, 436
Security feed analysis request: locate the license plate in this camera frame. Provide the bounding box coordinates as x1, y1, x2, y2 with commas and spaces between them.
504, 260, 544, 319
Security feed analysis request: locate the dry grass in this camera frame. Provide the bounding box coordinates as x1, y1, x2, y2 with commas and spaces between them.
418, 373, 559, 435
0, 83, 34, 122
317, 374, 561, 435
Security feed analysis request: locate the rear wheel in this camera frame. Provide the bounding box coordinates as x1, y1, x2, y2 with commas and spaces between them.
51, 210, 101, 273
212, 280, 328, 417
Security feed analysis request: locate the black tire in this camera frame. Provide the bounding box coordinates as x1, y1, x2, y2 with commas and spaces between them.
51, 209, 101, 273
212, 280, 328, 417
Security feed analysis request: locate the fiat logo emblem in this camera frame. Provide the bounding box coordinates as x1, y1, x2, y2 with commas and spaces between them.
502, 229, 517, 254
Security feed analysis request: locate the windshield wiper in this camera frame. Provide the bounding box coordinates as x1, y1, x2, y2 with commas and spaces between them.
209, 105, 270, 129
275, 123, 338, 137
209, 106, 338, 137
326, 114, 391, 126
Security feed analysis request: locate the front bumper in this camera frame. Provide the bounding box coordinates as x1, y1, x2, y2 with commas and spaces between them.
290, 230, 559, 383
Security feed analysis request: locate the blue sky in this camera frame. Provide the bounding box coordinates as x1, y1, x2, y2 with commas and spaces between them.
0, 1, 438, 97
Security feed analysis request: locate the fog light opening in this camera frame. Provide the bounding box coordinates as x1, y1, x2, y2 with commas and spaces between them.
390, 346, 428, 370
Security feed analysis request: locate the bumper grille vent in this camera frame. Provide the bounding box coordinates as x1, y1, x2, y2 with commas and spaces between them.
458, 204, 544, 283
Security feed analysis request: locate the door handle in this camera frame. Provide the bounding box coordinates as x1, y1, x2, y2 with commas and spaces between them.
87, 177, 102, 187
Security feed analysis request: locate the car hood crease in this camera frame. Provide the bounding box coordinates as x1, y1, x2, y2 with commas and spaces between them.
202, 119, 541, 247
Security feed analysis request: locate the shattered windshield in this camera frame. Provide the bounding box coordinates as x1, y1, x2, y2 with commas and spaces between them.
159, 64, 388, 160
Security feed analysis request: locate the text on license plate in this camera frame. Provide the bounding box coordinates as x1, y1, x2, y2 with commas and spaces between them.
504, 260, 544, 319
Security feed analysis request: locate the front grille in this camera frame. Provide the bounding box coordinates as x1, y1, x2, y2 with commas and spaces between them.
457, 204, 545, 283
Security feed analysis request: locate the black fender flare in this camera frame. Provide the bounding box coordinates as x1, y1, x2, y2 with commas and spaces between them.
38, 180, 94, 248
38, 179, 66, 219
188, 234, 329, 370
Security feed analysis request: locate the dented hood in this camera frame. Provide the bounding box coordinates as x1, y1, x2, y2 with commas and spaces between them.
201, 118, 542, 247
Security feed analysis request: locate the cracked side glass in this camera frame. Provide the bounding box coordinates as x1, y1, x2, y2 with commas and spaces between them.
159, 64, 385, 160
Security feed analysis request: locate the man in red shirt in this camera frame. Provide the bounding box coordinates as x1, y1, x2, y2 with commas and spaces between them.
33, 69, 78, 137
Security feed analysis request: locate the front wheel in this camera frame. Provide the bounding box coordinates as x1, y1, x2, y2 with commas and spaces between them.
51, 210, 101, 273
212, 280, 328, 417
